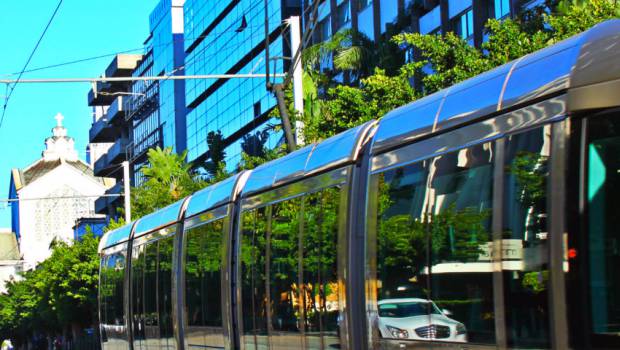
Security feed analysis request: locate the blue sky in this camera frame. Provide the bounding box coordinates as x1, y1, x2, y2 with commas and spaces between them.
0, 1, 159, 228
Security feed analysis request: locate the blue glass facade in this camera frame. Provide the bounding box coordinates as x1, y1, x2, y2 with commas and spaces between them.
151, 0, 187, 154
305, 0, 526, 50
129, 0, 186, 184
183, 0, 300, 169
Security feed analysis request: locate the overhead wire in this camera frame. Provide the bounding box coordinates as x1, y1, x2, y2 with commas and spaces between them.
0, 0, 63, 130
0, 24, 267, 79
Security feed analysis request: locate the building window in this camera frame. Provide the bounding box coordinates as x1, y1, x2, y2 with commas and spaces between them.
336, 0, 351, 30
495, 0, 511, 19
452, 9, 474, 43
313, 16, 332, 43
358, 0, 372, 11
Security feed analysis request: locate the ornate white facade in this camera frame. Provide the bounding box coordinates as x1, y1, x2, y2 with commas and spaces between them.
9, 114, 109, 268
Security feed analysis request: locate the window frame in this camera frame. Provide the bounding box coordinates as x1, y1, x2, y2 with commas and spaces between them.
181, 204, 231, 349
366, 96, 571, 349
236, 166, 352, 350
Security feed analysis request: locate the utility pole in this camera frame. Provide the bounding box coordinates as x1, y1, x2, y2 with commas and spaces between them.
289, 16, 305, 145
264, 0, 297, 153
122, 161, 131, 223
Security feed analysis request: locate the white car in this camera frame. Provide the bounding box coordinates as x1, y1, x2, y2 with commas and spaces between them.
377, 298, 467, 342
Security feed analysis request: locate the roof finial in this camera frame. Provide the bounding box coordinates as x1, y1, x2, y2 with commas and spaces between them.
54, 113, 64, 127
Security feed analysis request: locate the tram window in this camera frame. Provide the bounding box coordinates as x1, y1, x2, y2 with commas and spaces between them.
302, 187, 342, 350
131, 245, 146, 349
270, 198, 303, 348
270, 200, 302, 329
241, 186, 345, 350
184, 218, 225, 348
100, 251, 127, 348
144, 242, 160, 342
428, 143, 495, 344
503, 127, 551, 348
586, 115, 620, 338
369, 143, 496, 345
240, 207, 269, 350
158, 236, 175, 348
369, 161, 435, 342
108, 252, 126, 327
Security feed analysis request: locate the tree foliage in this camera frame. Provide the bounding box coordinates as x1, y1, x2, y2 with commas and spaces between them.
132, 146, 206, 218
0, 234, 100, 345
284, 0, 620, 145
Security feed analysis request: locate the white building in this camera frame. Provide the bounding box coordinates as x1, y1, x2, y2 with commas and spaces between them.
8, 113, 110, 268
0, 228, 23, 294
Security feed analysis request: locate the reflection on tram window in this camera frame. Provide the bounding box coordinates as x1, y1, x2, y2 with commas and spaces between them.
131, 245, 146, 350
302, 188, 341, 350
587, 115, 620, 337
240, 186, 344, 350
184, 219, 225, 348
503, 127, 551, 348
158, 236, 175, 349
371, 143, 496, 344
100, 251, 127, 346
270, 199, 303, 349
240, 207, 269, 350
144, 241, 160, 344
428, 143, 495, 344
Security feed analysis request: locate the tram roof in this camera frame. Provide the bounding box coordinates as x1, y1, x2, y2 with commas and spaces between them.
98, 220, 136, 253
132, 198, 187, 238
184, 172, 246, 218
241, 120, 376, 197
372, 19, 620, 155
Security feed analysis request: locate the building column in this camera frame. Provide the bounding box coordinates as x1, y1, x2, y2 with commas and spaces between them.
410, 6, 424, 91
330, 0, 338, 36
473, 0, 491, 48
351, 0, 359, 31
373, 0, 381, 40
439, 0, 451, 35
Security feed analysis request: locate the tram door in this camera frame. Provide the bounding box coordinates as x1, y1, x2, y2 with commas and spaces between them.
568, 112, 620, 349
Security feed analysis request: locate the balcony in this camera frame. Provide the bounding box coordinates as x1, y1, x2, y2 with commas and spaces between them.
105, 54, 142, 78
94, 138, 129, 177
89, 117, 118, 143
107, 96, 126, 124
94, 181, 123, 214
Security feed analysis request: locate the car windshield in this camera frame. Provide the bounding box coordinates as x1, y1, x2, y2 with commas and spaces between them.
378, 301, 442, 318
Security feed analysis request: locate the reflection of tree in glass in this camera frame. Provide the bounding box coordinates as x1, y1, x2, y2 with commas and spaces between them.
375, 174, 490, 298
185, 221, 224, 277
302, 188, 340, 334
240, 208, 269, 336
271, 199, 302, 331
508, 151, 549, 293
509, 151, 548, 236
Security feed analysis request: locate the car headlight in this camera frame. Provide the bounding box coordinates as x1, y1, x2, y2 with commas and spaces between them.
456, 323, 467, 335
386, 325, 409, 339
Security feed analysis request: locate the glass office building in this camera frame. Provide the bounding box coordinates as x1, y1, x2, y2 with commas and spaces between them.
304, 0, 546, 49
183, 0, 301, 169
128, 0, 187, 184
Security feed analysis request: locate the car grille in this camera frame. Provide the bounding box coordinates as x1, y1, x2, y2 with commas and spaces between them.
414, 324, 451, 339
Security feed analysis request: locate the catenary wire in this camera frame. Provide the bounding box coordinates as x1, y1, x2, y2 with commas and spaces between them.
0, 0, 63, 130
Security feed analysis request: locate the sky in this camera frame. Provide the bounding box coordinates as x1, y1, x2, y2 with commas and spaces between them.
0, 1, 160, 228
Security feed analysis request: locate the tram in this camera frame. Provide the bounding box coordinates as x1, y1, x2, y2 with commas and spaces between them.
98, 20, 620, 350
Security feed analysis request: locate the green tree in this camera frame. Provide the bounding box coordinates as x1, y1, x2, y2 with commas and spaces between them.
0, 234, 101, 345
132, 146, 205, 218
203, 130, 227, 179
